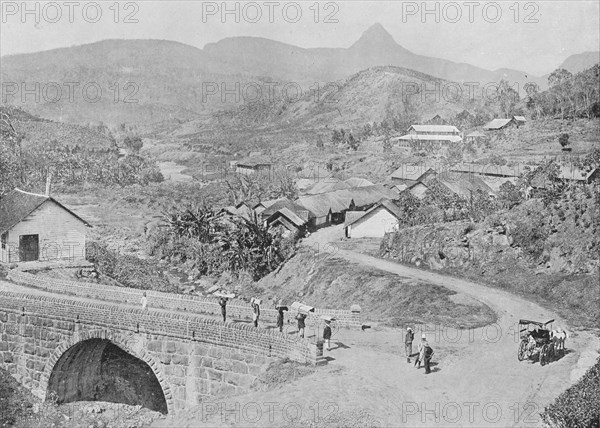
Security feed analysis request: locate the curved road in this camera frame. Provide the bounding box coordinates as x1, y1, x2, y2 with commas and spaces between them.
158, 225, 599, 428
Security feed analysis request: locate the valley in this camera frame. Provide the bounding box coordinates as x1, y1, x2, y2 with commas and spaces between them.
1, 14, 599, 428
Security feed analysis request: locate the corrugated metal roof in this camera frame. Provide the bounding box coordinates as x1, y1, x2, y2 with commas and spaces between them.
344, 211, 366, 227
398, 134, 463, 142
266, 207, 307, 227
344, 177, 374, 187
391, 165, 438, 181
305, 180, 351, 195
436, 175, 495, 198
261, 198, 312, 219
0, 188, 91, 234
297, 193, 348, 218
409, 125, 460, 133
448, 163, 526, 178
483, 118, 514, 130
296, 184, 398, 218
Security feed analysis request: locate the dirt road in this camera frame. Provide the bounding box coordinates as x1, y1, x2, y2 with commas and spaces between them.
157, 225, 599, 427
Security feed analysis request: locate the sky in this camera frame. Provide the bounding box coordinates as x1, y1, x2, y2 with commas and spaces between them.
1, 1, 599, 76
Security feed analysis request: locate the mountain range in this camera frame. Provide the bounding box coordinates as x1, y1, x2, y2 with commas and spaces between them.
1, 24, 597, 126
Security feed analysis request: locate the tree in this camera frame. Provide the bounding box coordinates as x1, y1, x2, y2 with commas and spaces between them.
497, 80, 520, 117
124, 135, 143, 153
346, 133, 359, 151
559, 133, 570, 148
498, 181, 522, 209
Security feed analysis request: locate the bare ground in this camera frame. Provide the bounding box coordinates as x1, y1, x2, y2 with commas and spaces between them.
153, 225, 600, 428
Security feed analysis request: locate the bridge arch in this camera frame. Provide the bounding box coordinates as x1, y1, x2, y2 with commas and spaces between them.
39, 329, 174, 414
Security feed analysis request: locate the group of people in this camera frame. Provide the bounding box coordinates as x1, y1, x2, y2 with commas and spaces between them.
404, 327, 434, 374
218, 297, 332, 349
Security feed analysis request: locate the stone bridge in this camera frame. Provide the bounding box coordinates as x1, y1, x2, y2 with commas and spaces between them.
0, 286, 323, 414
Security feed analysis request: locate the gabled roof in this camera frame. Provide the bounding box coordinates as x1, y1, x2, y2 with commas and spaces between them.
448, 163, 525, 178
345, 199, 403, 228
261, 198, 312, 220
296, 185, 399, 218
435, 175, 495, 198
296, 192, 349, 218
266, 207, 307, 228
483, 118, 515, 130
513, 116, 527, 122
398, 134, 463, 143
391, 164, 438, 181
343, 177, 374, 188
0, 189, 91, 234
344, 211, 366, 228
253, 197, 289, 210
305, 179, 351, 195
557, 165, 596, 182
408, 125, 460, 134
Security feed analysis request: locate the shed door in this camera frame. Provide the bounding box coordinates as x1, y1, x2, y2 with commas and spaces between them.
19, 234, 39, 262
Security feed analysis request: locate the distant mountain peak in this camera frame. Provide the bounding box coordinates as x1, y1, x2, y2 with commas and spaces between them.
351, 23, 398, 49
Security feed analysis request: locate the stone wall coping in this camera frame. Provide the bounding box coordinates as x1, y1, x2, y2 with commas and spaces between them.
0, 289, 319, 365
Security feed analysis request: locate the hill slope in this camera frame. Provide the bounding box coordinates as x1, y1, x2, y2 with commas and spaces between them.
558, 51, 600, 74
2, 24, 546, 126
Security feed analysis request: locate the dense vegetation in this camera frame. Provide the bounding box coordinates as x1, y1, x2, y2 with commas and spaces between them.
526, 65, 600, 119
542, 357, 600, 428
86, 241, 177, 293
148, 207, 297, 282
0, 367, 36, 427
0, 108, 164, 197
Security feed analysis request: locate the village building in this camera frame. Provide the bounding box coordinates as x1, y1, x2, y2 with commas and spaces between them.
219, 201, 254, 220
344, 199, 403, 238
465, 131, 487, 143
0, 188, 91, 264
258, 198, 313, 225
483, 118, 517, 131
297, 185, 399, 229
399, 172, 496, 200
394, 125, 462, 149
405, 181, 431, 199
423, 114, 448, 125
513, 116, 527, 126
390, 163, 439, 186
264, 208, 309, 238
235, 157, 273, 175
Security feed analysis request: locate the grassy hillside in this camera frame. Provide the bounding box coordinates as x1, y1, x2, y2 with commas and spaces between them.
256, 247, 496, 328
1, 105, 115, 149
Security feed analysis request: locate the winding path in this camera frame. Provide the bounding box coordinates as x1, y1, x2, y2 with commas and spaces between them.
157, 225, 599, 427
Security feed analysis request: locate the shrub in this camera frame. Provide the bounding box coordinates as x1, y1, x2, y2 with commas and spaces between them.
541, 357, 600, 428
86, 241, 177, 293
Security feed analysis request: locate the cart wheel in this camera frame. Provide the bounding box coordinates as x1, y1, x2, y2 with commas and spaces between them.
540, 345, 548, 366
518, 340, 527, 361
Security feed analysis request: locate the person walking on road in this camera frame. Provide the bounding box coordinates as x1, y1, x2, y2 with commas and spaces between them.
415, 334, 427, 368
296, 313, 307, 338
219, 297, 228, 322
276, 307, 285, 332
252, 301, 260, 327
323, 319, 332, 351
423, 341, 434, 374
405, 327, 415, 363
140, 292, 148, 311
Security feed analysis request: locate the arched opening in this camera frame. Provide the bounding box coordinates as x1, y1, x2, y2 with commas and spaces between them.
47, 339, 168, 414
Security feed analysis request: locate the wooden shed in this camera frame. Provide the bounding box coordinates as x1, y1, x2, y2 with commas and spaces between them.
0, 189, 91, 263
